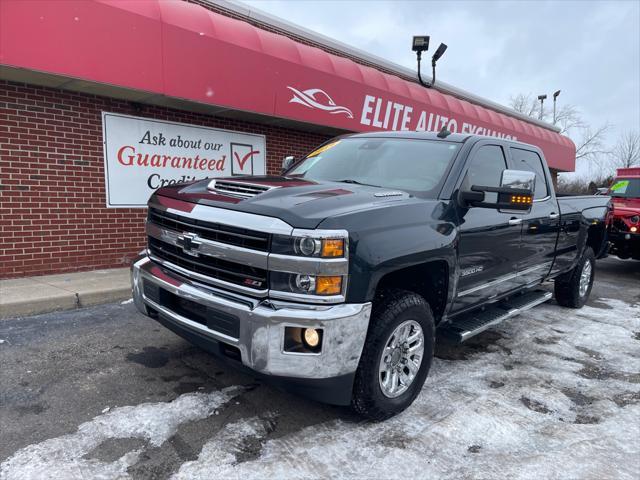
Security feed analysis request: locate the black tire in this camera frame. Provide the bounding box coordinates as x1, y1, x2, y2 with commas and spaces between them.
351, 289, 435, 421
554, 247, 595, 308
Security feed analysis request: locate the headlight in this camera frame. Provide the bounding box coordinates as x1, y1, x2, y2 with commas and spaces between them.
270, 229, 348, 301
272, 231, 347, 258
295, 237, 321, 256
630, 215, 639, 224
271, 272, 343, 296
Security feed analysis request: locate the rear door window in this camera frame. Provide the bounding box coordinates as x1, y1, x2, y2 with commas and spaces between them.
510, 148, 549, 200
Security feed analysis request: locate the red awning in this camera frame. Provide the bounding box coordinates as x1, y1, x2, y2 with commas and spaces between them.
0, 0, 576, 171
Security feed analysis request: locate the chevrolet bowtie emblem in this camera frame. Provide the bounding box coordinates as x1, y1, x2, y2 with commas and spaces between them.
177, 232, 201, 257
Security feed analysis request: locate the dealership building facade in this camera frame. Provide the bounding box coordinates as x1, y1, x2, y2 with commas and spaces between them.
0, 0, 575, 279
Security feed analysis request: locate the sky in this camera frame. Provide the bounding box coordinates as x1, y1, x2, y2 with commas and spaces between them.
242, 0, 640, 177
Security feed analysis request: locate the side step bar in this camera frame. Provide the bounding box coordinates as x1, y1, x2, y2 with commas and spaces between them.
442, 289, 553, 343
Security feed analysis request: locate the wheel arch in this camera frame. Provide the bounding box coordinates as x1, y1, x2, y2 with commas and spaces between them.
373, 260, 449, 324
586, 221, 608, 258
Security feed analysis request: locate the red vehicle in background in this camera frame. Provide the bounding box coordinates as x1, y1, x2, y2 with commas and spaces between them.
607, 167, 640, 260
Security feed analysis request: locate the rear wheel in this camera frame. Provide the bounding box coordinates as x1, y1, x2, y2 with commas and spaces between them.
351, 289, 435, 421
554, 247, 595, 308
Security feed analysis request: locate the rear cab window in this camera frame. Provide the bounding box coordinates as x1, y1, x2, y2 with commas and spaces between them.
510, 148, 549, 200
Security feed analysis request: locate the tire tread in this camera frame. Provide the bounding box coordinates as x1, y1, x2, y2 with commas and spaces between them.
554, 247, 595, 308
351, 288, 435, 421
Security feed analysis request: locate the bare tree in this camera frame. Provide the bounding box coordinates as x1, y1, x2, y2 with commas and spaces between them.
509, 93, 541, 119
509, 92, 610, 167
610, 130, 640, 169
575, 124, 611, 162
553, 104, 587, 135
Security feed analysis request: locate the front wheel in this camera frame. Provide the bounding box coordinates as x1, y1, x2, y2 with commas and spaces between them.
351, 289, 435, 421
554, 247, 595, 308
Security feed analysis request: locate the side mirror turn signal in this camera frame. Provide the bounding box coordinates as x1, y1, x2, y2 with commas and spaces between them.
458, 169, 536, 212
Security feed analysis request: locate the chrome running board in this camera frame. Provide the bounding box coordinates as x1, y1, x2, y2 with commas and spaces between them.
442, 289, 553, 343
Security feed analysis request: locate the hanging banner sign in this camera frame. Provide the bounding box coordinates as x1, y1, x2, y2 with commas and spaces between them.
102, 112, 266, 207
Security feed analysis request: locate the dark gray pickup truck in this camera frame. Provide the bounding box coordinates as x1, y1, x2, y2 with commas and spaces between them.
131, 132, 609, 419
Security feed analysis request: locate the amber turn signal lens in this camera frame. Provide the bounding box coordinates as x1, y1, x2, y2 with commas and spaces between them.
315, 276, 343, 295
510, 195, 532, 205
321, 239, 345, 257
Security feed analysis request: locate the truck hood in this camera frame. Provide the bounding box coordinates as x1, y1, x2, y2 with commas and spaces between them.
611, 197, 640, 216
153, 176, 425, 229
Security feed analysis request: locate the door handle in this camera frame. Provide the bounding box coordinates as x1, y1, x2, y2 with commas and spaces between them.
508, 218, 523, 226
549, 212, 560, 219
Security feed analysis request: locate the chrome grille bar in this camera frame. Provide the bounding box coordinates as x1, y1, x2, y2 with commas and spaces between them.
148, 207, 270, 251
146, 222, 268, 269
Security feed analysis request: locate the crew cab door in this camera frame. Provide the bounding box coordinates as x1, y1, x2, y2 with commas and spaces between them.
509, 147, 560, 287
451, 143, 523, 313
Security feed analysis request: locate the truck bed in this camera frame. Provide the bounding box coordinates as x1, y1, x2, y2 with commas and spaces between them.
557, 194, 610, 214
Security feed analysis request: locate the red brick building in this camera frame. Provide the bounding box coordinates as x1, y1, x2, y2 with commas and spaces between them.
0, 0, 575, 279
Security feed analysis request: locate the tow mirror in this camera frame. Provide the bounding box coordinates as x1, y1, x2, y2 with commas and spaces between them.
281, 155, 295, 174
459, 169, 535, 212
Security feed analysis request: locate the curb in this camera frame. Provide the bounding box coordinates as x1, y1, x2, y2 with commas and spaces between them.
0, 268, 132, 319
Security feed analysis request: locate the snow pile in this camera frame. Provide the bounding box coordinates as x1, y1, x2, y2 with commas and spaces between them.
0, 388, 241, 480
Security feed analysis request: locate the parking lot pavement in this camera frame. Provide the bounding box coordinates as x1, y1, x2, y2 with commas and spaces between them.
1, 258, 638, 480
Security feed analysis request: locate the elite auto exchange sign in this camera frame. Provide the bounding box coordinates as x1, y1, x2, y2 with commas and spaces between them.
102, 113, 266, 207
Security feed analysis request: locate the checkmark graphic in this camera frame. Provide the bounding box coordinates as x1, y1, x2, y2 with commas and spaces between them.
230, 143, 261, 175
234, 150, 260, 170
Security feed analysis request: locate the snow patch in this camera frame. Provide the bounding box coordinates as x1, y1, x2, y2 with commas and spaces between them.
2, 298, 638, 479
0, 387, 241, 480
172, 415, 277, 479
166, 299, 640, 479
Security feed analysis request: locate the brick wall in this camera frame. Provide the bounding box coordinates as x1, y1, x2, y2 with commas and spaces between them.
0, 81, 330, 279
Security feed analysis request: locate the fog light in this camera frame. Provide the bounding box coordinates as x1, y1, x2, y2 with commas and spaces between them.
303, 328, 320, 348
631, 226, 638, 233
284, 326, 323, 353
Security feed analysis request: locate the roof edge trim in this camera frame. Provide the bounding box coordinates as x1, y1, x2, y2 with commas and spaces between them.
206, 0, 561, 133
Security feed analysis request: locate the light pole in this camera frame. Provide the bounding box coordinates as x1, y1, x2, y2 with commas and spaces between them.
552, 90, 561, 125
412, 35, 448, 88
537, 94, 547, 120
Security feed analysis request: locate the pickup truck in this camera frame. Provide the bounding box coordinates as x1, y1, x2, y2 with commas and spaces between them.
131, 131, 610, 420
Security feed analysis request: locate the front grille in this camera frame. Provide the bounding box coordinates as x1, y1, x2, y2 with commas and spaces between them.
143, 282, 240, 338
612, 218, 629, 232
208, 179, 275, 198
148, 208, 269, 251
148, 237, 268, 290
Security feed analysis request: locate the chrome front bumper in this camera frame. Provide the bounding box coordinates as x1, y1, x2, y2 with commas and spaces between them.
131, 255, 372, 380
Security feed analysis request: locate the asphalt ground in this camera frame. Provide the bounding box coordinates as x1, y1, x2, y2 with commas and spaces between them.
1, 257, 638, 479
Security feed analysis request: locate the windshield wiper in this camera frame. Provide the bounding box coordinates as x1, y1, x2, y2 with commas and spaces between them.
334, 179, 381, 187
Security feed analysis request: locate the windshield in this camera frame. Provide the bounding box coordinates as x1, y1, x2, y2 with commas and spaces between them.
608, 178, 640, 198
288, 137, 461, 197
